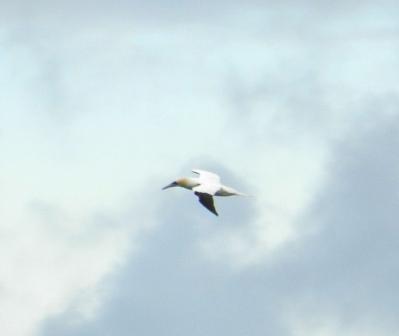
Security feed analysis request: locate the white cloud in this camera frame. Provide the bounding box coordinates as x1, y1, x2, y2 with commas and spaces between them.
0, 203, 130, 336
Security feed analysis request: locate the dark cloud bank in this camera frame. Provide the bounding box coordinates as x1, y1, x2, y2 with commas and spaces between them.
39, 116, 399, 336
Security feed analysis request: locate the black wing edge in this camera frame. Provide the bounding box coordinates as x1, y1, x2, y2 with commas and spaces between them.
194, 192, 219, 216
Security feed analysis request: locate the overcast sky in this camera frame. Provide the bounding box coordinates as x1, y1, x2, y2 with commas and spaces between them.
1, 1, 399, 336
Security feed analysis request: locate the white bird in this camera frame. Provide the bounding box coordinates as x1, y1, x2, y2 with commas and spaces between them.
162, 169, 246, 216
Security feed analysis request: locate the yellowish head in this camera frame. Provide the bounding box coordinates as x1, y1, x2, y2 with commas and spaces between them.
162, 177, 199, 190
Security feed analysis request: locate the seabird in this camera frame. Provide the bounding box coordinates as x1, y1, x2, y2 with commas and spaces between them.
162, 169, 246, 216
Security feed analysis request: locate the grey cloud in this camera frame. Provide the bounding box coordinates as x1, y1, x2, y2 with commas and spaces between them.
2, 0, 398, 29
225, 44, 399, 146
2, 0, 397, 135
295, 115, 399, 315
282, 115, 399, 331
38, 114, 399, 335
225, 70, 329, 143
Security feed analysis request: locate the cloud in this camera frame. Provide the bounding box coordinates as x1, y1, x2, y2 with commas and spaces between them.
292, 113, 399, 316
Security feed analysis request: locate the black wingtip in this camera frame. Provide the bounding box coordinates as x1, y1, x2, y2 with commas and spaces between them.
195, 192, 219, 216
208, 209, 219, 216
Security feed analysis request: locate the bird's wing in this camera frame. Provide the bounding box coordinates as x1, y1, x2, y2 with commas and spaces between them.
194, 192, 218, 216
193, 183, 219, 195
192, 169, 221, 183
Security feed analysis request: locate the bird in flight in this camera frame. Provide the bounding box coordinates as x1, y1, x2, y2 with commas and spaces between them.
162, 169, 246, 216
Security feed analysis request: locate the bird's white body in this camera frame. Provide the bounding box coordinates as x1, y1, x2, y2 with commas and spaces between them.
162, 169, 246, 216
177, 177, 242, 196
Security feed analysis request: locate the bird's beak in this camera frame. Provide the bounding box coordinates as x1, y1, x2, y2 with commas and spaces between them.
162, 181, 178, 190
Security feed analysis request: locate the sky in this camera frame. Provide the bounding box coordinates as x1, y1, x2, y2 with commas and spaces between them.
1, 1, 399, 336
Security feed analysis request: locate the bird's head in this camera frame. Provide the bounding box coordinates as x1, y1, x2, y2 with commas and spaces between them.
162, 177, 198, 190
